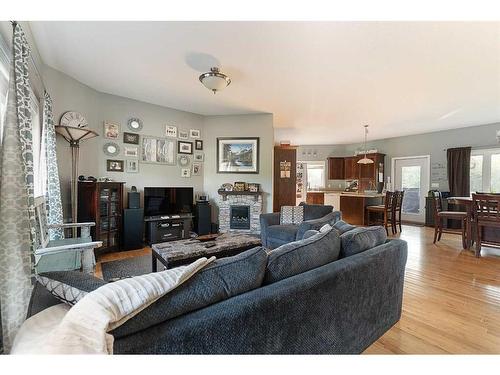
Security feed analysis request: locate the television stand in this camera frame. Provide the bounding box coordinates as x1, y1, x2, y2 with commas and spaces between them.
144, 214, 193, 245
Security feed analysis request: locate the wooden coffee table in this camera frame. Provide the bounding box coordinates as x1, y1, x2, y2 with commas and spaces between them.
150, 233, 262, 272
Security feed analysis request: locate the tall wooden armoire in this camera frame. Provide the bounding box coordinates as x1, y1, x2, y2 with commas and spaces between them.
273, 146, 297, 212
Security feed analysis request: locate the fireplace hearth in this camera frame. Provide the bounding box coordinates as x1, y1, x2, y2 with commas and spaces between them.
230, 205, 251, 230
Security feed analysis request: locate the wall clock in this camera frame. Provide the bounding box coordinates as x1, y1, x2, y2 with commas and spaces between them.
60, 111, 88, 128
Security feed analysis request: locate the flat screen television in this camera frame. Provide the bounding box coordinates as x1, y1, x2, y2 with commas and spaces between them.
144, 187, 194, 217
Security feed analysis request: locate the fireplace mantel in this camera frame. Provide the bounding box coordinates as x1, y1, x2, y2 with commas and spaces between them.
217, 189, 263, 202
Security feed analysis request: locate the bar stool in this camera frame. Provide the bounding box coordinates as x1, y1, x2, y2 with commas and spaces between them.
366, 191, 395, 235
392, 190, 404, 233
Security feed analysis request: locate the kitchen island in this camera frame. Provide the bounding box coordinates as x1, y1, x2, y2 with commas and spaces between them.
306, 191, 385, 225
340, 193, 384, 225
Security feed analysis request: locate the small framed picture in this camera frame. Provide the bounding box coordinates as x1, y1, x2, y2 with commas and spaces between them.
165, 125, 177, 138
195, 140, 203, 150
233, 182, 247, 192
192, 162, 202, 176
125, 159, 139, 173
194, 152, 204, 162
106, 159, 124, 172
178, 141, 193, 155
123, 132, 140, 144
181, 168, 191, 178
190, 129, 201, 139
104, 121, 120, 140
178, 130, 189, 139
248, 183, 260, 192
124, 146, 139, 158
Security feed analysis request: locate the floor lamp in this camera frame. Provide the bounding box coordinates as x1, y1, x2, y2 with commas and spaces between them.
55, 125, 99, 237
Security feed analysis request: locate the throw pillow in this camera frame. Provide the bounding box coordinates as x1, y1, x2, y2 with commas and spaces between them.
111, 246, 268, 339
280, 205, 304, 225
332, 220, 356, 235
302, 229, 319, 239
264, 226, 341, 284
36, 271, 107, 306
340, 226, 387, 258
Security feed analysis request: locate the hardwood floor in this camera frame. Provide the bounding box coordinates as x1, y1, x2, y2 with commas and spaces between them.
95, 225, 500, 354
365, 225, 500, 354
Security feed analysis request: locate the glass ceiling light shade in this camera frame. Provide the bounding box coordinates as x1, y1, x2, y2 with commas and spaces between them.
55, 125, 99, 144
199, 67, 231, 94
357, 124, 374, 164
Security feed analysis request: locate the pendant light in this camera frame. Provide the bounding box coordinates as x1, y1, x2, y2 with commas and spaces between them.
357, 124, 374, 164
199, 67, 231, 94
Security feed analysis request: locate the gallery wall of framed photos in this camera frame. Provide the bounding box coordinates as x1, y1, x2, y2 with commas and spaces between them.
102, 118, 204, 180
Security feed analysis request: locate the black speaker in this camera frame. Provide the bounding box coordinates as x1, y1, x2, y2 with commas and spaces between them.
123, 208, 144, 250
128, 191, 140, 209
194, 202, 211, 235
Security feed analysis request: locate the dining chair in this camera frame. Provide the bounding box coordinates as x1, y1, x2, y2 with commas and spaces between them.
392, 190, 404, 233
366, 191, 396, 235
472, 193, 500, 258
432, 191, 467, 248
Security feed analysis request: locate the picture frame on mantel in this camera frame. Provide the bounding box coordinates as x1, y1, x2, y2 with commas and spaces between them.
217, 137, 259, 174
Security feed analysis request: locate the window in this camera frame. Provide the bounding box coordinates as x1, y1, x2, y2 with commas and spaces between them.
470, 148, 500, 193
304, 162, 325, 190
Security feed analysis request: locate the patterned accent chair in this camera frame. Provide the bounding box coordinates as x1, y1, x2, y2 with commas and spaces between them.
33, 197, 102, 273
260, 203, 341, 249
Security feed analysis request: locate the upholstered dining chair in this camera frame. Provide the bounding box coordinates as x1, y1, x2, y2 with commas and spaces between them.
432, 191, 467, 248
472, 193, 500, 258
366, 191, 396, 235
33, 196, 102, 273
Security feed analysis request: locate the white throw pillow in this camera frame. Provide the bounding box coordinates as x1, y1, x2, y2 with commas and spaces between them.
280, 206, 304, 225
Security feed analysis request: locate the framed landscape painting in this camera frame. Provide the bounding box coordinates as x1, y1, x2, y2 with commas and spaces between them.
217, 137, 259, 174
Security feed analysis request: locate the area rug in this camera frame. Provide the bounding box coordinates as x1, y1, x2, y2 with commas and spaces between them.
101, 255, 152, 281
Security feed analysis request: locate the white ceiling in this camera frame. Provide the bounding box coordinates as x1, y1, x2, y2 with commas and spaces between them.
30, 21, 500, 145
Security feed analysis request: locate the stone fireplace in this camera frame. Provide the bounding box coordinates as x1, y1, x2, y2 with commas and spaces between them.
217, 191, 263, 234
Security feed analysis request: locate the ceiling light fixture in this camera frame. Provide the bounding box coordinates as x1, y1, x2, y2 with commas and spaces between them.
357, 125, 374, 165
199, 67, 231, 94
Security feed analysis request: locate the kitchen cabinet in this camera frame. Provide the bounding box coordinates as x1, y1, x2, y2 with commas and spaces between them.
344, 157, 359, 180
358, 153, 385, 192
273, 146, 297, 212
306, 192, 325, 205
328, 157, 345, 180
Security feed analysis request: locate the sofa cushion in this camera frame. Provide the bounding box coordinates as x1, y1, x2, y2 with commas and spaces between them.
267, 224, 299, 242
340, 226, 387, 258
35, 271, 107, 306
280, 205, 304, 225
302, 229, 319, 239
111, 246, 268, 339
333, 220, 357, 235
299, 202, 334, 220
264, 227, 341, 284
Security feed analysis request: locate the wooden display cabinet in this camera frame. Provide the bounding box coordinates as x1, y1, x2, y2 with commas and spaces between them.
78, 181, 125, 256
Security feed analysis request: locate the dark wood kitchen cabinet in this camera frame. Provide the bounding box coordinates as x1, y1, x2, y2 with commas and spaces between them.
328, 157, 345, 180
273, 146, 297, 212
358, 153, 385, 191
78, 181, 125, 256
344, 157, 359, 180
306, 192, 325, 205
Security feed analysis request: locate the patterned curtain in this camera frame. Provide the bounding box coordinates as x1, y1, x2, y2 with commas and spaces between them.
43, 91, 64, 240
0, 23, 37, 353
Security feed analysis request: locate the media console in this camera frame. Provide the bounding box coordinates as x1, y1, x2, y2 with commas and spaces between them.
144, 214, 193, 245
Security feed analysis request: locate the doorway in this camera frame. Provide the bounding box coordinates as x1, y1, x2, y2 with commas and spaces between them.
392, 156, 430, 224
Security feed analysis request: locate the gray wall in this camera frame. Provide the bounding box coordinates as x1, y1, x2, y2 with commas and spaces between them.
296, 122, 500, 191
42, 65, 275, 223
203, 114, 274, 221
